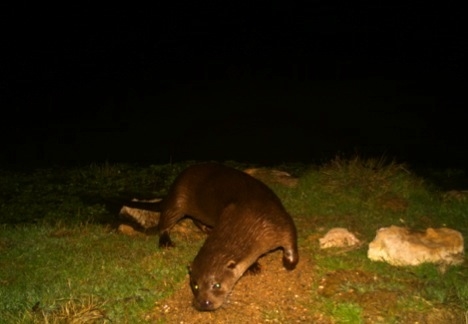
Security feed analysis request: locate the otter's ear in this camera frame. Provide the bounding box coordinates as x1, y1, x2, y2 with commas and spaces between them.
187, 264, 192, 274
226, 260, 237, 269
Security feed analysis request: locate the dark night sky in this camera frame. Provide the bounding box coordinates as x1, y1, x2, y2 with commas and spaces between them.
1, 2, 467, 168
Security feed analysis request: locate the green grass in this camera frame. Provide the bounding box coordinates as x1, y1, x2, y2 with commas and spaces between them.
1, 222, 204, 323
0, 223, 197, 323
1, 156, 467, 322
327, 302, 363, 324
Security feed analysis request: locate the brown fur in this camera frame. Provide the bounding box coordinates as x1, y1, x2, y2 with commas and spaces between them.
157, 163, 299, 311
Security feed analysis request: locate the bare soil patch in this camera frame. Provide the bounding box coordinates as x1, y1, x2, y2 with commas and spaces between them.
146, 250, 325, 323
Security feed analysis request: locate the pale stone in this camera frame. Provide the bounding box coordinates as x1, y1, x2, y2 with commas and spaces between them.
243, 168, 299, 187
119, 198, 161, 229
118, 224, 144, 237
368, 226, 464, 266
319, 228, 360, 249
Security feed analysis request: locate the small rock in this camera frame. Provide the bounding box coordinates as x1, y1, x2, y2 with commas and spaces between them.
368, 225, 464, 267
319, 228, 360, 249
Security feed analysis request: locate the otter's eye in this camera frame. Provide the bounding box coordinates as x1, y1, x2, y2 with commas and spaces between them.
213, 283, 221, 289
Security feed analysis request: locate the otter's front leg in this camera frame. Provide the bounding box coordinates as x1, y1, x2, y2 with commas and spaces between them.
282, 238, 299, 270
157, 208, 185, 248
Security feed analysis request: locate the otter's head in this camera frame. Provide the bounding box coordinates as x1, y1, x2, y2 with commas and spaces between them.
188, 259, 243, 311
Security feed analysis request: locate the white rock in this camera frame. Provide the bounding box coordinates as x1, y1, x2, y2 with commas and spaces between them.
368, 226, 464, 266
319, 228, 360, 249
119, 198, 162, 229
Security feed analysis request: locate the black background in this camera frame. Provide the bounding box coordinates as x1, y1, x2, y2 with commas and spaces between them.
2, 2, 466, 168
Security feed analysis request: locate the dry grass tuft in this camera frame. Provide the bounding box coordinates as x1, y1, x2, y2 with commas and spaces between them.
314, 155, 429, 215
28, 295, 109, 324
319, 155, 412, 195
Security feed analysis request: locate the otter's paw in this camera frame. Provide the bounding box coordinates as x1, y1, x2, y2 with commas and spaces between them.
282, 249, 299, 270
158, 232, 175, 248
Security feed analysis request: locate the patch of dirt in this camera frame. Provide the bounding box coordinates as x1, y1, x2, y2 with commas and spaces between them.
318, 269, 400, 323
145, 251, 329, 323
317, 269, 466, 323
404, 305, 467, 324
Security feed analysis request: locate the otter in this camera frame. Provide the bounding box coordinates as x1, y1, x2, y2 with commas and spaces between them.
156, 163, 299, 311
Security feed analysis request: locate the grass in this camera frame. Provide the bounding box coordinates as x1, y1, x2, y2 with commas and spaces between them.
1, 221, 200, 323
327, 302, 363, 324
0, 156, 467, 323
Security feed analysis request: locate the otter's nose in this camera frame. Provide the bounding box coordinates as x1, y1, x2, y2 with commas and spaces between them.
196, 299, 215, 311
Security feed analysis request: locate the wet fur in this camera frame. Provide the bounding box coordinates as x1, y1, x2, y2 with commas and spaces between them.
157, 163, 299, 311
